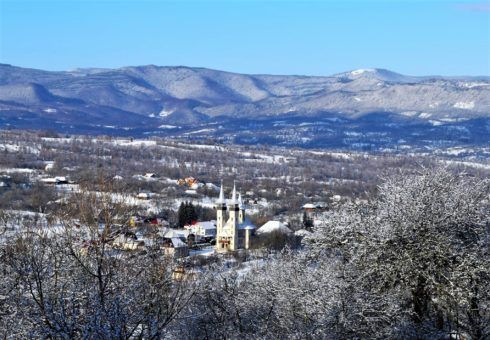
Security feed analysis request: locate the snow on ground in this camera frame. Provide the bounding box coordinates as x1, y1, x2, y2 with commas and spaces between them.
158, 108, 174, 118
158, 125, 178, 129
0, 168, 37, 174
400, 111, 418, 117
112, 139, 157, 147
350, 68, 373, 75
234, 259, 266, 278
183, 128, 216, 135
453, 101, 475, 110
175, 143, 226, 151
429, 120, 443, 126
240, 152, 295, 164
0, 143, 40, 154
189, 246, 215, 257
308, 150, 354, 160
443, 160, 490, 170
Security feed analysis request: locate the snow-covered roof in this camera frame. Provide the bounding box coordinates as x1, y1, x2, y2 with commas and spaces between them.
256, 221, 292, 235
197, 221, 216, 229
302, 203, 317, 209
171, 237, 187, 248
238, 192, 245, 209
163, 228, 188, 239
206, 183, 220, 191
294, 229, 312, 237
238, 217, 256, 230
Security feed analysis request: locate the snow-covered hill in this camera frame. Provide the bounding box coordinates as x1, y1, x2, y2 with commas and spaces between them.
0, 63, 489, 149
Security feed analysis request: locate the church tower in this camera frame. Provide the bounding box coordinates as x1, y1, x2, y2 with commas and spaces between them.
238, 192, 245, 224
226, 182, 239, 251
215, 181, 241, 252
215, 182, 226, 249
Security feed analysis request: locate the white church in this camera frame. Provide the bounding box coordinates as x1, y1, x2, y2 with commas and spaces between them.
215, 182, 255, 252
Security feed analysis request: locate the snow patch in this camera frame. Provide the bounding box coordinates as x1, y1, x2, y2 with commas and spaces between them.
158, 108, 175, 118
400, 111, 418, 117
453, 101, 475, 110
351, 69, 374, 75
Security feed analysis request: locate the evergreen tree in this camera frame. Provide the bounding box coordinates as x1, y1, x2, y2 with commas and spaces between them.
178, 201, 198, 228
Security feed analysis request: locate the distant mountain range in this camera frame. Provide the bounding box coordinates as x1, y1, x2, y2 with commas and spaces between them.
0, 63, 489, 151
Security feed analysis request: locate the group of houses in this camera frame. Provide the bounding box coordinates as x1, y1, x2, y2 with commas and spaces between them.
82, 179, 324, 259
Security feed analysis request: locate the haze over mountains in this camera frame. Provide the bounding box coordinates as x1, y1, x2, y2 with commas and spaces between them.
0, 63, 489, 151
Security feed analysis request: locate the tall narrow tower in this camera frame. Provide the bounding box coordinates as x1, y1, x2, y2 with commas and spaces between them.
238, 192, 245, 224
215, 181, 226, 250
226, 182, 239, 251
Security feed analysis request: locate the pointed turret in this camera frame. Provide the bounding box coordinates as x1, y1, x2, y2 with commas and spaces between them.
238, 192, 245, 224
216, 181, 225, 204
238, 192, 244, 209
228, 181, 238, 205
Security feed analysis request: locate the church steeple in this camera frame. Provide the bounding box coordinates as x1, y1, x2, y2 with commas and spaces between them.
229, 181, 238, 205
238, 192, 243, 209
215, 180, 226, 240
216, 180, 225, 204
238, 192, 245, 224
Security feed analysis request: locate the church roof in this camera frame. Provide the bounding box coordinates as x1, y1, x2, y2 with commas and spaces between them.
223, 217, 256, 230
238, 192, 245, 209
256, 221, 292, 235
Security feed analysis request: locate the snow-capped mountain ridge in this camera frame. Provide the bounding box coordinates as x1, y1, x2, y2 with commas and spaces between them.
0, 63, 489, 147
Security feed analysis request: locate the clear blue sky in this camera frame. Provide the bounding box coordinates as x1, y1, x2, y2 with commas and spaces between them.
0, 0, 489, 76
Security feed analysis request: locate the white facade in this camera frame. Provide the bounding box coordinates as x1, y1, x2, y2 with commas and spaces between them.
215, 182, 255, 252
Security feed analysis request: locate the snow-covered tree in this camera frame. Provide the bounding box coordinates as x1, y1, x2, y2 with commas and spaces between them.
307, 167, 489, 338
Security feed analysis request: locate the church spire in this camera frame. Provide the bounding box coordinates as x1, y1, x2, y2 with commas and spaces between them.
238, 192, 244, 209
216, 180, 225, 204
229, 180, 238, 205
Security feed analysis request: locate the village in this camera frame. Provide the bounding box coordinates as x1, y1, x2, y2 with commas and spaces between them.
0, 130, 355, 277
1, 131, 488, 290
0, 130, 488, 338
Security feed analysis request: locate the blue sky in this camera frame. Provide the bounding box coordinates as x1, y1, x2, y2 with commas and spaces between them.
0, 0, 489, 76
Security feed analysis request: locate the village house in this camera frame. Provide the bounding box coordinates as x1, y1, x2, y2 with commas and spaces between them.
40, 176, 69, 185
112, 232, 145, 251
162, 237, 189, 258
185, 220, 217, 242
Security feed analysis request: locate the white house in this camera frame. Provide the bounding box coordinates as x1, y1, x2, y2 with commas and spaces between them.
187, 220, 217, 240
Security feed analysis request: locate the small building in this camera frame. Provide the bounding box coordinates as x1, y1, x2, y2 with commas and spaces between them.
112, 233, 145, 251
41, 176, 68, 185
186, 220, 217, 241
163, 237, 189, 258
302, 203, 317, 213
136, 192, 153, 200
